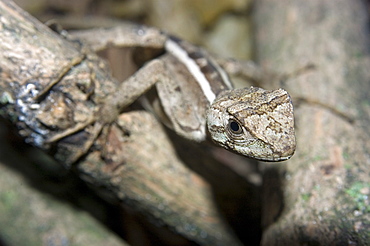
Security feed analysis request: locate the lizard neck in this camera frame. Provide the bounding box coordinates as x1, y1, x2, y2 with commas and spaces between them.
165, 36, 233, 104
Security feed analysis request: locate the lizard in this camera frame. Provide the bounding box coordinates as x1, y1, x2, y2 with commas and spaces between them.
46, 23, 296, 163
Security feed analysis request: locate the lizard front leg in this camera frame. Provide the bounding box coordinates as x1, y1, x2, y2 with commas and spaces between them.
48, 58, 167, 164
69, 24, 167, 52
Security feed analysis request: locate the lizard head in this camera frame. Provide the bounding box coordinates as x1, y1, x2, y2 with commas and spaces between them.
206, 86, 296, 162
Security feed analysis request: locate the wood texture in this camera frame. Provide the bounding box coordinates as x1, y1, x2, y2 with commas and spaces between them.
253, 0, 370, 245
0, 1, 246, 245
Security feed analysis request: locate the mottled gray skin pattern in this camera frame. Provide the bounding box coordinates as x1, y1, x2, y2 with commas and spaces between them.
207, 86, 296, 161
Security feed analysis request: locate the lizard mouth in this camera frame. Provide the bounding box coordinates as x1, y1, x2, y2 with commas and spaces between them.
225, 137, 293, 162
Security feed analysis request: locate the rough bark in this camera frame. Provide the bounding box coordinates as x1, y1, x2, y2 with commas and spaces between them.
0, 131, 127, 246
0, 1, 250, 245
253, 0, 370, 245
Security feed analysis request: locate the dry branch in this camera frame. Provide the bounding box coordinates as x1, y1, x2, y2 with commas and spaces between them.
0, 1, 247, 245
253, 0, 370, 245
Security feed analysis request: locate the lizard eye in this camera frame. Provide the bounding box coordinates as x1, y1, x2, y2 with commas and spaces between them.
227, 120, 243, 135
